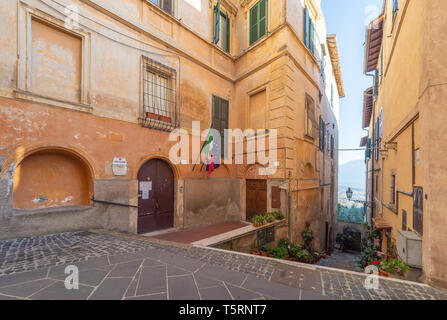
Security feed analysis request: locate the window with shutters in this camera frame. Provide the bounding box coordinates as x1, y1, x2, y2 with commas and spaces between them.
373, 69, 379, 98
304, 6, 315, 55
141, 56, 178, 131
402, 210, 407, 231
249, 0, 268, 46
375, 119, 379, 161
390, 172, 396, 205
365, 138, 372, 161
213, 3, 230, 53
212, 95, 229, 154
330, 135, 334, 159
149, 0, 173, 15
392, 0, 399, 23
319, 115, 326, 150
305, 94, 316, 139
413, 187, 423, 235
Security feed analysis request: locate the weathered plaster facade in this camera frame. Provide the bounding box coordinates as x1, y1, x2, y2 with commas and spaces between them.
363, 0, 447, 288
0, 0, 342, 250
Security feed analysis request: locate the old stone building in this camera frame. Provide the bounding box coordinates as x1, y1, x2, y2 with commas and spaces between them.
362, 0, 447, 287
0, 0, 343, 251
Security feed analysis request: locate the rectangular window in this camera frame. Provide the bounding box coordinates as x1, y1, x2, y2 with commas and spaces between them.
375, 119, 379, 161
305, 95, 315, 138
319, 115, 326, 150
150, 0, 173, 15
402, 210, 407, 231
365, 138, 372, 161
392, 0, 399, 22
212, 95, 229, 153
142, 56, 178, 131
304, 6, 315, 54
331, 84, 334, 107
390, 173, 396, 205
413, 187, 423, 235
330, 135, 334, 159
249, 0, 268, 46
213, 3, 230, 53
374, 69, 379, 98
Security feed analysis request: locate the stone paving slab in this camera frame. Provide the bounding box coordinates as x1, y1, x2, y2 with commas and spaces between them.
0, 231, 447, 300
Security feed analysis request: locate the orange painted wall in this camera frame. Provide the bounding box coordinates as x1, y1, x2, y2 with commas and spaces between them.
13, 151, 91, 209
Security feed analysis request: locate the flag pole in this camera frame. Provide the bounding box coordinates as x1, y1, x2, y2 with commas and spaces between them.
192, 121, 214, 172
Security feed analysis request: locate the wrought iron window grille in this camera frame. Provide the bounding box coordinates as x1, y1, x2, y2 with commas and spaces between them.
140, 56, 179, 132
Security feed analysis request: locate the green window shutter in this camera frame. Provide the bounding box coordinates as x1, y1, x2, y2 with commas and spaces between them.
249, 0, 268, 46
365, 138, 371, 161
249, 2, 258, 45
323, 121, 326, 151
331, 135, 334, 158
319, 116, 323, 149
374, 69, 379, 97
310, 20, 315, 54
213, 3, 221, 44
304, 7, 309, 49
225, 14, 230, 52
380, 47, 384, 78
258, 0, 268, 39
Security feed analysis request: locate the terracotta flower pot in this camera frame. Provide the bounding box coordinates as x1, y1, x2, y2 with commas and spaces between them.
146, 112, 160, 120
379, 268, 389, 277
159, 116, 171, 123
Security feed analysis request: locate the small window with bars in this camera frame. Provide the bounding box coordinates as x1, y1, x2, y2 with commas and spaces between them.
141, 56, 178, 131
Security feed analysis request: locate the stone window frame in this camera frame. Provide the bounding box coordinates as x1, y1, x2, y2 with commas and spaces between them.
16, 5, 91, 112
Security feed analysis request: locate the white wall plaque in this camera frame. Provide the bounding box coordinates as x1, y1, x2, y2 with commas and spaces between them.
112, 157, 128, 176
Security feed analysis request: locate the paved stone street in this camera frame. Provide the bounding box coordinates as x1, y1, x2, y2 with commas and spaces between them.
317, 250, 363, 273
0, 231, 446, 300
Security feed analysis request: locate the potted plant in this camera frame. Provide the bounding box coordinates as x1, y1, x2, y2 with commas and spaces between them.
265, 212, 276, 223
252, 215, 266, 228
380, 258, 410, 279
274, 211, 285, 220
159, 115, 172, 123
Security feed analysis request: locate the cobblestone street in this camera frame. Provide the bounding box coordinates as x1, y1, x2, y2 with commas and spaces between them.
0, 231, 446, 300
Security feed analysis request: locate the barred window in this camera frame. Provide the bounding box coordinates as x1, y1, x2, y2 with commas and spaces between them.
141, 56, 178, 131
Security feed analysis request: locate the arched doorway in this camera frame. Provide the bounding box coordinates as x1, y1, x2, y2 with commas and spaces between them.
13, 150, 92, 209
137, 159, 174, 234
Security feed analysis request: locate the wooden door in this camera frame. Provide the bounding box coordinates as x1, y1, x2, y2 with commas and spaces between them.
138, 159, 174, 234
246, 179, 267, 221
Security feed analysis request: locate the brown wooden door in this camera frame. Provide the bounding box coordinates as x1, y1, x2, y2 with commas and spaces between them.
246, 179, 267, 221
138, 159, 174, 234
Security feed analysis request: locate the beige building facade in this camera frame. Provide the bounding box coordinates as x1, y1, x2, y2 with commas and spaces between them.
0, 0, 343, 251
362, 0, 447, 287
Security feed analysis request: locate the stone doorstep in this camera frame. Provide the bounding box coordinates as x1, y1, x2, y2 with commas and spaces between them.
194, 244, 437, 289
191, 220, 286, 247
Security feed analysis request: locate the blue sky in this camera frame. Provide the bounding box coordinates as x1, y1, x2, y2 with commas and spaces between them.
322, 0, 383, 165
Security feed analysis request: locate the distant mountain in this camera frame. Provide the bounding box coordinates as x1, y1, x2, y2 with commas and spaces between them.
339, 159, 365, 190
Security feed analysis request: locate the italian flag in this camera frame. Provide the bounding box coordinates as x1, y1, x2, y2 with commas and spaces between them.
202, 134, 220, 175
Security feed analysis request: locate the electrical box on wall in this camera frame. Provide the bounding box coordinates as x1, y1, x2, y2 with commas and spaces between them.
397, 230, 422, 268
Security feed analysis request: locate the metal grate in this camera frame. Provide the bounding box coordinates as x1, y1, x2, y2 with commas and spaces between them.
140, 56, 179, 132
